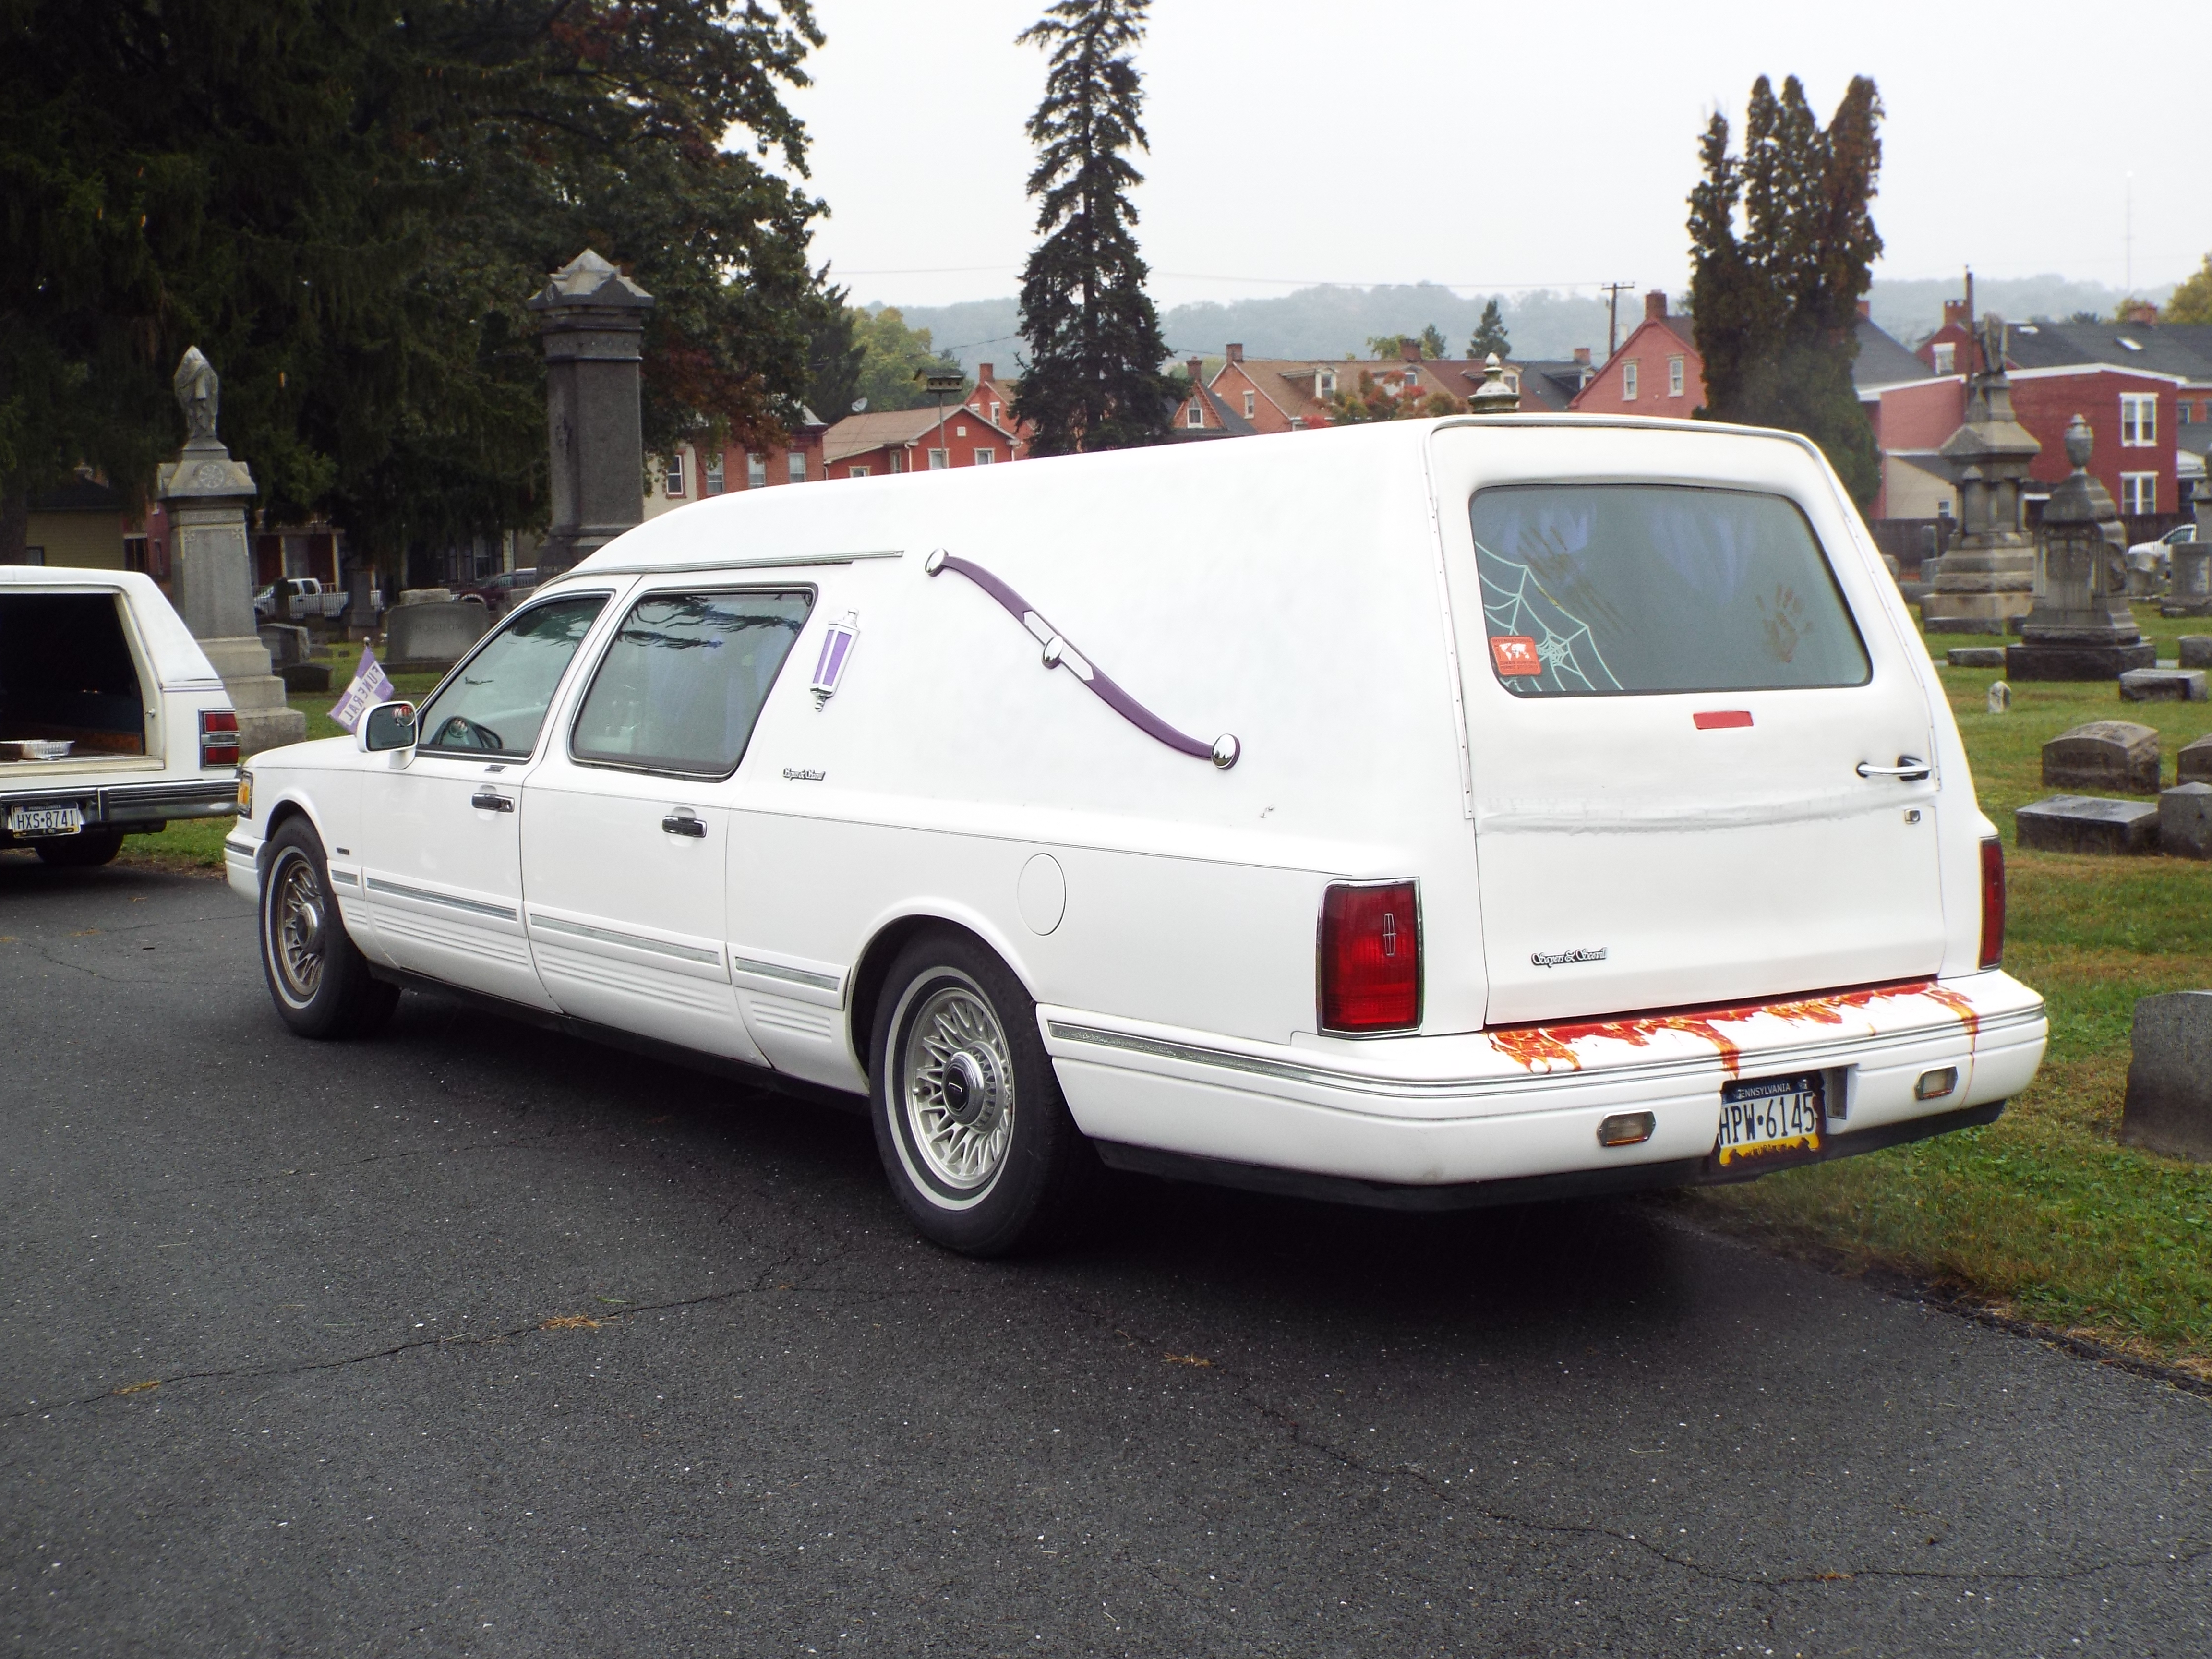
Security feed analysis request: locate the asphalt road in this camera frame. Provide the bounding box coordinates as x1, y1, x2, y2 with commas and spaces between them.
3, 858, 2207, 1658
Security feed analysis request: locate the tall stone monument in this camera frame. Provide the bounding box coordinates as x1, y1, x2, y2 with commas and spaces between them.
2005, 415, 2155, 681
155, 348, 306, 753
2166, 471, 2212, 618
1921, 315, 2038, 635
529, 250, 654, 579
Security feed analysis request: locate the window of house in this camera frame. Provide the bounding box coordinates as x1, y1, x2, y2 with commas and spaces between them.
973, 449, 996, 465
1320, 371, 1336, 397
1622, 361, 1639, 401
1932, 343, 1956, 374
990, 401, 1002, 423
1187, 402, 1204, 428
848, 465, 871, 478
1243, 391, 1256, 418
665, 454, 685, 497
2120, 394, 2157, 446
927, 449, 948, 469
2120, 472, 2158, 515
571, 589, 812, 779
787, 451, 807, 482
1668, 357, 1685, 397
889, 450, 905, 473
746, 454, 767, 489
955, 424, 967, 437
704, 454, 725, 494
2179, 400, 2193, 425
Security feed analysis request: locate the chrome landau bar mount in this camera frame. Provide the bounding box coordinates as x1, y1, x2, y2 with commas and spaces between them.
924, 548, 1239, 769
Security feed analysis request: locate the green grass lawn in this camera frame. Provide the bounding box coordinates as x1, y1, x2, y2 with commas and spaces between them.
1691, 603, 2212, 1378
114, 618, 2212, 1373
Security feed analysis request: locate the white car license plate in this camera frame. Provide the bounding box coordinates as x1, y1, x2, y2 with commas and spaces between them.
7, 804, 84, 836
1716, 1072, 1824, 1168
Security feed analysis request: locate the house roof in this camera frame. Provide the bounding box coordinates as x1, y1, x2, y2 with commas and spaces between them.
1852, 316, 1934, 391
30, 476, 122, 514
1998, 320, 2212, 383
822, 406, 1016, 466
1426, 357, 1592, 413
1178, 378, 1257, 438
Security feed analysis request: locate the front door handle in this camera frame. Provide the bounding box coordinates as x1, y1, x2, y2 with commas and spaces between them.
470, 789, 515, 812
661, 811, 707, 839
1855, 756, 1930, 781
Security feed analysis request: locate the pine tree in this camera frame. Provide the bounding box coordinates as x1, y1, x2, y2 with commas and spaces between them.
1687, 74, 1884, 506
1467, 300, 1511, 360
1419, 323, 1448, 360
1012, 0, 1174, 454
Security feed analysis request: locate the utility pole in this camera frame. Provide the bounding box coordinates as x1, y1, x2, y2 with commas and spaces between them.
1599, 281, 1636, 360
918, 370, 965, 469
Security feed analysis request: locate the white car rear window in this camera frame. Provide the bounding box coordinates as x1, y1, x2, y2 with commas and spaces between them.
1470, 484, 1870, 696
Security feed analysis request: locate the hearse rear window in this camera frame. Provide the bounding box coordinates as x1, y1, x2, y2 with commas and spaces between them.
570, 589, 812, 778
1469, 485, 1870, 696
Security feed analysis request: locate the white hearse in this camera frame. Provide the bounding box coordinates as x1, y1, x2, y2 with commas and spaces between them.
1, 566, 240, 865
229, 417, 2045, 1253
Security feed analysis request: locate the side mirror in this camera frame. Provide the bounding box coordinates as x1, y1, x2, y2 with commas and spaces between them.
359, 701, 417, 754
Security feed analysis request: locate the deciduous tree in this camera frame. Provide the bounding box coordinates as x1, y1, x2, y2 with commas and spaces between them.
2167, 253, 2212, 325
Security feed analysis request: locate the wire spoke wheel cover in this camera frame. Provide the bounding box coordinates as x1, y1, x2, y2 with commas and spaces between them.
896, 975, 1017, 1201
264, 846, 327, 1008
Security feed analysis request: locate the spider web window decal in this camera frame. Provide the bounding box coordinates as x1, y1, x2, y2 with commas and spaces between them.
1475, 541, 1623, 695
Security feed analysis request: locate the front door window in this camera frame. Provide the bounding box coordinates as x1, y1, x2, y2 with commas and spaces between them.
417, 598, 607, 758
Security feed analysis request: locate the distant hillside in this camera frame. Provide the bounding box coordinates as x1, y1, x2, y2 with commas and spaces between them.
875, 273, 2174, 376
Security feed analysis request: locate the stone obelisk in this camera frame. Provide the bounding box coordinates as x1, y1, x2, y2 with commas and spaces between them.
155, 348, 306, 754
529, 250, 654, 580
2004, 415, 2156, 680
1921, 315, 2038, 635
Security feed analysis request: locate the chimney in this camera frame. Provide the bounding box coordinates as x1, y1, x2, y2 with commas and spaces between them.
1572, 346, 1591, 365
1186, 357, 1204, 383
1225, 342, 1244, 363
977, 363, 993, 382
1942, 299, 1969, 329
1856, 299, 1871, 319
1645, 290, 1667, 321
2124, 300, 2159, 325
1400, 337, 1421, 362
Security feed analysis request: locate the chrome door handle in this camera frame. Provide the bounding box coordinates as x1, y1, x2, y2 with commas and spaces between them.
470, 789, 515, 812
661, 811, 707, 838
1855, 756, 1930, 781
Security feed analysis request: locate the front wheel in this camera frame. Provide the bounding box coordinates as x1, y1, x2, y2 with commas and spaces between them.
869, 931, 1097, 1256
259, 818, 397, 1039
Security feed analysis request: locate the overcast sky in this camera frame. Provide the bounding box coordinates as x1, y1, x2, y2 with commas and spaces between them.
784, 0, 2207, 314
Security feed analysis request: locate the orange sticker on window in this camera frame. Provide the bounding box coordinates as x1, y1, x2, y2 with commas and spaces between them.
1490, 635, 1541, 676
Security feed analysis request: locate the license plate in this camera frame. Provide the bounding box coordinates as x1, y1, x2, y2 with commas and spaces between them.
1716, 1072, 1825, 1168
6, 804, 84, 837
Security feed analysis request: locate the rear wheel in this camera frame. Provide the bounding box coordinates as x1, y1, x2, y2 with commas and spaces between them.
869, 930, 1097, 1256
259, 817, 397, 1039
34, 831, 124, 868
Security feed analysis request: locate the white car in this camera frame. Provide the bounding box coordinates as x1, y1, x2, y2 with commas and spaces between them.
2125, 521, 2196, 583
1, 567, 240, 866
228, 417, 2046, 1254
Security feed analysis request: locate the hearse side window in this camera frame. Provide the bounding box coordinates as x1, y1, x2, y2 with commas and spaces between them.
415, 595, 609, 757
569, 589, 813, 779
1469, 484, 1870, 696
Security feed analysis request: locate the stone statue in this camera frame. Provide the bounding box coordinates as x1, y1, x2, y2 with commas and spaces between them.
174, 347, 220, 445
1978, 313, 2007, 377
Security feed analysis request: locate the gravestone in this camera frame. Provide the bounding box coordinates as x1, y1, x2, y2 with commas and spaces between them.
154, 347, 305, 755
278, 661, 332, 694
1467, 354, 1521, 416
1987, 681, 2012, 714
2041, 721, 2160, 793
1922, 316, 2038, 634
2120, 991, 2212, 1161
2005, 416, 2155, 680
2117, 668, 2208, 703
2178, 636, 2212, 669
2163, 475, 2211, 617
397, 587, 454, 606
257, 624, 312, 668
2160, 783, 2212, 860
383, 601, 489, 672
1948, 646, 2006, 668
530, 250, 654, 579
2015, 795, 2159, 854
2181, 734, 2212, 785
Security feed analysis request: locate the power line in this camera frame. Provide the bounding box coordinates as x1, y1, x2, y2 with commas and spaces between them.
834, 262, 1635, 295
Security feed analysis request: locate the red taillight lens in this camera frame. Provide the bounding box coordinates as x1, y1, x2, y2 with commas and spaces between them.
1320, 880, 1421, 1033
200, 708, 240, 769
1978, 837, 2006, 971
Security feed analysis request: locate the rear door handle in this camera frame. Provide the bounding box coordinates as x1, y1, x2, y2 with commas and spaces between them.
470, 789, 515, 812
1855, 756, 1930, 781
661, 811, 707, 838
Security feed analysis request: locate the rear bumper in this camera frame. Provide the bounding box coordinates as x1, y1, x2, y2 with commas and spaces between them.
1044, 971, 2046, 1192
1, 775, 237, 836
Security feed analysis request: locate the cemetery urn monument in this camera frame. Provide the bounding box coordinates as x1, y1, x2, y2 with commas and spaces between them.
529, 249, 654, 580
1921, 315, 2038, 635
2003, 415, 2155, 681
154, 348, 306, 754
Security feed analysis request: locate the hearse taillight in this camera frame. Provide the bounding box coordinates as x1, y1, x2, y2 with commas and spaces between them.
1320, 880, 1421, 1034
200, 709, 240, 769
1978, 837, 2006, 971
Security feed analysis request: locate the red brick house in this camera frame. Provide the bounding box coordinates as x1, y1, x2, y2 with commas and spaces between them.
820, 405, 1021, 480
646, 412, 831, 520
1569, 293, 1702, 416
963, 363, 1033, 458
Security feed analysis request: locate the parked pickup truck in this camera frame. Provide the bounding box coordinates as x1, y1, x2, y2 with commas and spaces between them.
253, 577, 372, 623
1, 567, 240, 867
